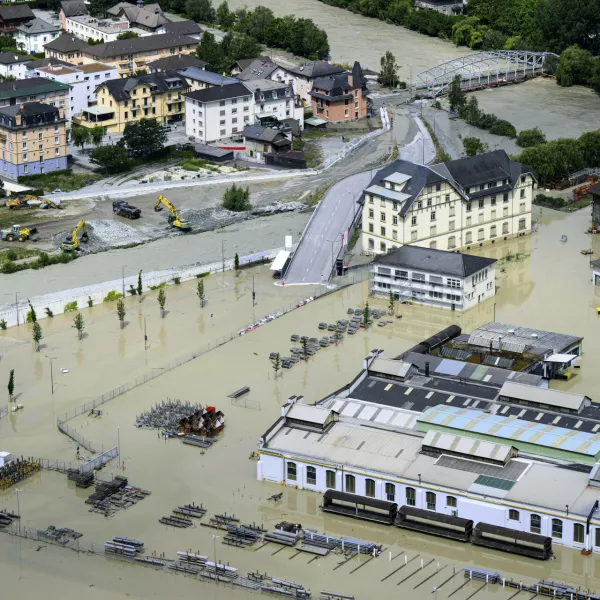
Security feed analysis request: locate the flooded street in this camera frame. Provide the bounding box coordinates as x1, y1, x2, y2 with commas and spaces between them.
2, 203, 600, 598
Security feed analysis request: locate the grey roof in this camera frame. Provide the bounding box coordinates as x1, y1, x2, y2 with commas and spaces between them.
148, 54, 206, 72
0, 52, 32, 65
375, 245, 496, 278
311, 62, 365, 99
107, 1, 168, 27
588, 182, 600, 197
194, 143, 233, 158
179, 66, 236, 86
282, 60, 342, 78
241, 78, 291, 95
161, 20, 202, 36
184, 82, 250, 103
0, 77, 70, 99
106, 1, 134, 16
101, 71, 188, 101
243, 125, 290, 144
44, 34, 90, 53
0, 4, 34, 21
237, 57, 277, 81
60, 0, 89, 17
16, 17, 60, 35
87, 33, 196, 58
499, 381, 588, 413
26, 57, 71, 69
0, 102, 62, 129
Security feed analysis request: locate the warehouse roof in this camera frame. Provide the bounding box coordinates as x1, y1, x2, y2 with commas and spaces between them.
422, 430, 513, 464
499, 381, 589, 413
368, 358, 413, 379
286, 404, 334, 426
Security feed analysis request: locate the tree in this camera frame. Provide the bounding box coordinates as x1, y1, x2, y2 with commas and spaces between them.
216, 0, 235, 29
448, 75, 466, 113
196, 31, 227, 73
89, 125, 104, 147
185, 0, 215, 23
7, 369, 14, 402
137, 270, 143, 299
73, 312, 85, 340
222, 183, 251, 211
27, 301, 37, 323
271, 352, 281, 378
117, 30, 139, 40
0, 176, 5, 199
157, 288, 166, 317
121, 118, 167, 158
463, 137, 489, 156
388, 289, 396, 315
0, 35, 16, 48
516, 127, 547, 148
116, 299, 126, 329
90, 145, 130, 172
32, 321, 42, 351
71, 125, 91, 152
378, 51, 400, 88
555, 45, 597, 87
0, 319, 7, 330
226, 32, 262, 63
362, 301, 371, 328
196, 279, 205, 307
301, 336, 309, 360
234, 252, 240, 271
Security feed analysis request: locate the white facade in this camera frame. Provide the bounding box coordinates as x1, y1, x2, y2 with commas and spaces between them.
185, 92, 255, 144
270, 66, 314, 106
66, 15, 149, 43
370, 259, 495, 310
15, 21, 60, 54
0, 57, 31, 80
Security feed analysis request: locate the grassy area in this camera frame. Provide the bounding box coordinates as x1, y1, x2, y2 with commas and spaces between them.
18, 169, 101, 193
347, 228, 361, 252
422, 116, 451, 164
180, 158, 220, 173
0, 247, 40, 264
0, 206, 39, 229
534, 193, 592, 213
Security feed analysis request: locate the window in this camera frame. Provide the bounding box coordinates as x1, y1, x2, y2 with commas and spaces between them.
345, 474, 355, 494
503, 207, 509, 217
508, 509, 520, 521
287, 462, 297, 481
368, 209, 374, 218
411, 230, 417, 241
503, 193, 509, 203
430, 225, 437, 236
447, 278, 460, 288
479, 184, 485, 191
412, 272, 425, 282
466, 216, 472, 227
427, 199, 432, 207
430, 211, 436, 221
478, 199, 484, 208
23, 165, 28, 174
411, 216, 417, 226
502, 222, 509, 234
124, 112, 128, 119
477, 228, 484, 241
385, 483, 395, 501
466, 202, 472, 212
306, 466, 316, 485
365, 478, 375, 498
574, 523, 584, 544
551, 518, 563, 539
326, 470, 336, 489
520, 188, 525, 198
22, 153, 27, 161
446, 496, 457, 508
220, 129, 226, 136
380, 212, 386, 222
465, 232, 472, 243
55, 148, 60, 156
417, 201, 422, 209
426, 492, 436, 511
448, 236, 456, 249
448, 220, 455, 232
449, 206, 455, 217
380, 198, 386, 207
596, 528, 600, 548
368, 223, 374, 233
380, 226, 386, 236
392, 216, 398, 225
530, 514, 541, 534
380, 242, 386, 252
478, 212, 484, 224
392, 230, 398, 240
22, 142, 27, 150
429, 241, 437, 249
520, 202, 526, 213
405, 487, 416, 506
490, 225, 497, 238
491, 210, 496, 220
368, 194, 373, 204
368, 238, 374, 249
518, 218, 526, 231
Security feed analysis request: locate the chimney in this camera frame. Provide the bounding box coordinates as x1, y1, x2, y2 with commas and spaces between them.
425, 362, 430, 377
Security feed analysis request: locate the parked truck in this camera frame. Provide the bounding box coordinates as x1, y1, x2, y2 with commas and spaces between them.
113, 200, 141, 219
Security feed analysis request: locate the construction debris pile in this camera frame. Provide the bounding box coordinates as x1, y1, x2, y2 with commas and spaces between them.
135, 399, 202, 434
39, 525, 83, 545
0, 510, 20, 529
86, 476, 151, 516
0, 458, 40, 490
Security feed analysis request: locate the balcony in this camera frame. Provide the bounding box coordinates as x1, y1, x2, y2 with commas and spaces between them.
73, 106, 115, 125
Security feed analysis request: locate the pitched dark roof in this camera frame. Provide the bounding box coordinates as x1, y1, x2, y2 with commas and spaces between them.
179, 66, 236, 86
0, 102, 63, 129
101, 71, 189, 102
311, 64, 366, 101
161, 20, 202, 36
44, 33, 90, 53
243, 125, 290, 144
16, 17, 60, 34
0, 52, 32, 65
184, 82, 250, 103
60, 0, 89, 17
0, 77, 70, 100
147, 53, 205, 72
237, 57, 277, 81
375, 245, 496, 278
0, 4, 34, 21
26, 57, 71, 69
87, 33, 197, 58
283, 60, 342, 78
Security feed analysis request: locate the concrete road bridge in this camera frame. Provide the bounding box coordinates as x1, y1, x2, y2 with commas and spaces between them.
416, 50, 559, 98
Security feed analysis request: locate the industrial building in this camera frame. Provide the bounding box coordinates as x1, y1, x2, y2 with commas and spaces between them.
257, 322, 600, 553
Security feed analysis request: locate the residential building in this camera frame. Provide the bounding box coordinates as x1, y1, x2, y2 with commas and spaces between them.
59, 0, 89, 30
231, 56, 274, 77
0, 78, 71, 122
236, 78, 302, 127
0, 4, 35, 35
147, 53, 205, 73
156, 20, 202, 40
80, 33, 198, 77
44, 34, 92, 66
370, 245, 496, 310
184, 83, 254, 144
0, 102, 67, 179
28, 61, 119, 119
0, 52, 33, 80
73, 70, 189, 133
15, 18, 61, 55
66, 15, 148, 43
361, 151, 536, 255
243, 124, 291, 163
179, 66, 236, 91
310, 61, 367, 122
236, 56, 277, 81
270, 60, 342, 105
105, 1, 169, 32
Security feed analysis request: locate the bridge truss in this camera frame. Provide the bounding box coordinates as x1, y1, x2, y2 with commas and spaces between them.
416, 51, 558, 97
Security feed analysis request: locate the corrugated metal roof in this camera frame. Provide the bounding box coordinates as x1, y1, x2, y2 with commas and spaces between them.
365, 184, 411, 203
499, 381, 587, 412
418, 405, 600, 457
423, 429, 512, 463
369, 358, 412, 378
286, 404, 333, 425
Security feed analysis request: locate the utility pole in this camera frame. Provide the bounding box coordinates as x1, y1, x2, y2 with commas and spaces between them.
144, 316, 147, 351
221, 240, 225, 273
15, 291, 19, 326
46, 355, 56, 394
252, 275, 255, 307
212, 533, 220, 581
117, 425, 121, 468
122, 265, 125, 299
15, 488, 21, 533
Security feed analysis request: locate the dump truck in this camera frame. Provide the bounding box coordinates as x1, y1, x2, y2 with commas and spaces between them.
113, 200, 141, 219
1, 224, 37, 242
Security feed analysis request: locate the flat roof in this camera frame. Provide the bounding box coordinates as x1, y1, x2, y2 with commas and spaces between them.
286, 403, 333, 425
83, 105, 114, 115
304, 117, 327, 126
77, 62, 115, 73
499, 381, 588, 412
270, 250, 290, 271
368, 358, 413, 379
365, 184, 411, 203
384, 172, 411, 186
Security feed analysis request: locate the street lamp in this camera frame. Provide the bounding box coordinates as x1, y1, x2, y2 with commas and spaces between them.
212, 533, 220, 581
117, 425, 121, 468
15, 291, 19, 326
433, 586, 439, 600
14, 487, 22, 533
45, 355, 56, 394
122, 264, 126, 299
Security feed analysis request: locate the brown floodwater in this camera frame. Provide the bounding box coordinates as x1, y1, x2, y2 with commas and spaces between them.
2, 206, 600, 598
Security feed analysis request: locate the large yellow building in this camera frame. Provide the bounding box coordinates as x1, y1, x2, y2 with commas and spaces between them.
73, 70, 189, 133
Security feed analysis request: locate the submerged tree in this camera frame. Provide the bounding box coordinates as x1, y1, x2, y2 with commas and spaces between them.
388, 289, 396, 315
116, 299, 126, 329
378, 51, 400, 88
363, 301, 371, 328
157, 288, 166, 317
196, 279, 206, 308
271, 352, 281, 378
234, 252, 240, 272
73, 312, 85, 340
32, 321, 43, 351
137, 270, 143, 300
7, 369, 14, 402
448, 74, 466, 113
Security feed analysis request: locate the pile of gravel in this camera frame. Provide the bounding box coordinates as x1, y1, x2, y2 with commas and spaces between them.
178, 206, 253, 232
251, 201, 306, 215
54, 220, 149, 252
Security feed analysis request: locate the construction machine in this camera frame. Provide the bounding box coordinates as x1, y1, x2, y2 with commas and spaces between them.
61, 218, 88, 251
0, 224, 37, 242
113, 200, 141, 219
7, 195, 38, 209
154, 195, 191, 231
40, 197, 61, 209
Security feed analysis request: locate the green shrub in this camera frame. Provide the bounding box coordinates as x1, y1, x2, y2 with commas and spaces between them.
173, 276, 181, 285
128, 285, 138, 296
195, 272, 210, 278
516, 127, 547, 148
87, 295, 93, 307
149, 282, 167, 290
44, 307, 53, 318
64, 301, 78, 313
26, 309, 35, 323
0, 319, 6, 330
6, 250, 16, 261
534, 193, 567, 208
103, 290, 123, 302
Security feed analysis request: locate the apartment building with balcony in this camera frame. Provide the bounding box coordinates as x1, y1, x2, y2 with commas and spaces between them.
0, 78, 71, 122
361, 151, 536, 255
66, 14, 148, 43
0, 102, 67, 179
241, 79, 304, 129
44, 34, 93, 66
370, 244, 496, 310
73, 70, 189, 133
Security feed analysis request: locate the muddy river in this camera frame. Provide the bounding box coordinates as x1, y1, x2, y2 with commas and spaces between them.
2, 205, 600, 598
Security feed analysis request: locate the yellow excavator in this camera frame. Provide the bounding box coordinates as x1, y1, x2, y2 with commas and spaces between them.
154, 195, 191, 231
1, 224, 37, 242
61, 218, 88, 251
7, 195, 38, 209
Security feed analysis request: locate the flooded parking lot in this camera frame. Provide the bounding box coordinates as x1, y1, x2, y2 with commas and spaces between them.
2, 206, 600, 598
